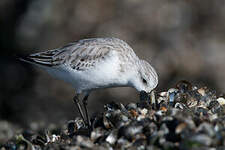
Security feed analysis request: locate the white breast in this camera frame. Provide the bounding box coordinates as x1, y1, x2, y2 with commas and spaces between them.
44, 51, 130, 94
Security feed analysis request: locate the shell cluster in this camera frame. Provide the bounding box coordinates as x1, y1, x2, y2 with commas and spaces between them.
1, 81, 225, 150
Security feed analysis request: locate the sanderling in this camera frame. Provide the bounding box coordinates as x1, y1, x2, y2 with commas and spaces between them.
20, 37, 158, 130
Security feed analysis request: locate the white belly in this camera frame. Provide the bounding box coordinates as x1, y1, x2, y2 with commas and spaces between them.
45, 54, 129, 94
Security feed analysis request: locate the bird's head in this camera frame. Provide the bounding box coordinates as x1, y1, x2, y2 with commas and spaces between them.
131, 60, 158, 93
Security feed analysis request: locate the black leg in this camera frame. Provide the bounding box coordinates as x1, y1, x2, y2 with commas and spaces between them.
73, 95, 86, 124
82, 95, 91, 130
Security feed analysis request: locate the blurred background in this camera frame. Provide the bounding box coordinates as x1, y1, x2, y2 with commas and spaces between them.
0, 0, 225, 130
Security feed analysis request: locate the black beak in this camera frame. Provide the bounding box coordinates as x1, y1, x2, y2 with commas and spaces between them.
139, 90, 157, 109
139, 90, 150, 101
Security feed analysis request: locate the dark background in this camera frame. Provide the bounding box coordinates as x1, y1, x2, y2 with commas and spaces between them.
1, 0, 225, 129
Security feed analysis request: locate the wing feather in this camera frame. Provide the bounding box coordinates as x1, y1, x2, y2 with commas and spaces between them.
69, 46, 111, 71
20, 37, 137, 71
20, 43, 76, 67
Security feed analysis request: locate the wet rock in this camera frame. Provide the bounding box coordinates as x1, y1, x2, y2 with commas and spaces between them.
75, 135, 94, 148
126, 103, 137, 110
217, 97, 225, 106
90, 127, 106, 143
176, 80, 192, 93
0, 121, 16, 143
67, 118, 88, 137
188, 134, 212, 146
118, 122, 143, 141
196, 123, 215, 137
2, 81, 225, 150
105, 129, 117, 145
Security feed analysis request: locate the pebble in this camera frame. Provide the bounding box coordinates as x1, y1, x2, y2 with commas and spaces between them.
2, 81, 225, 150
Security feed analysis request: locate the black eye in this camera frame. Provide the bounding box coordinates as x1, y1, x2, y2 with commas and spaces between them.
142, 78, 147, 84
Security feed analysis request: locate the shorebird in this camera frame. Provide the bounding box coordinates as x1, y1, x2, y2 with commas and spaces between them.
20, 37, 158, 130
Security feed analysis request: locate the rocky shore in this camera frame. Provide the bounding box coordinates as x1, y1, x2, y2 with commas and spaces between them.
1, 81, 225, 150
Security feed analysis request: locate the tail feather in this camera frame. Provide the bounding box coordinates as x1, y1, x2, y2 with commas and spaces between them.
19, 54, 53, 67
29, 54, 52, 59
